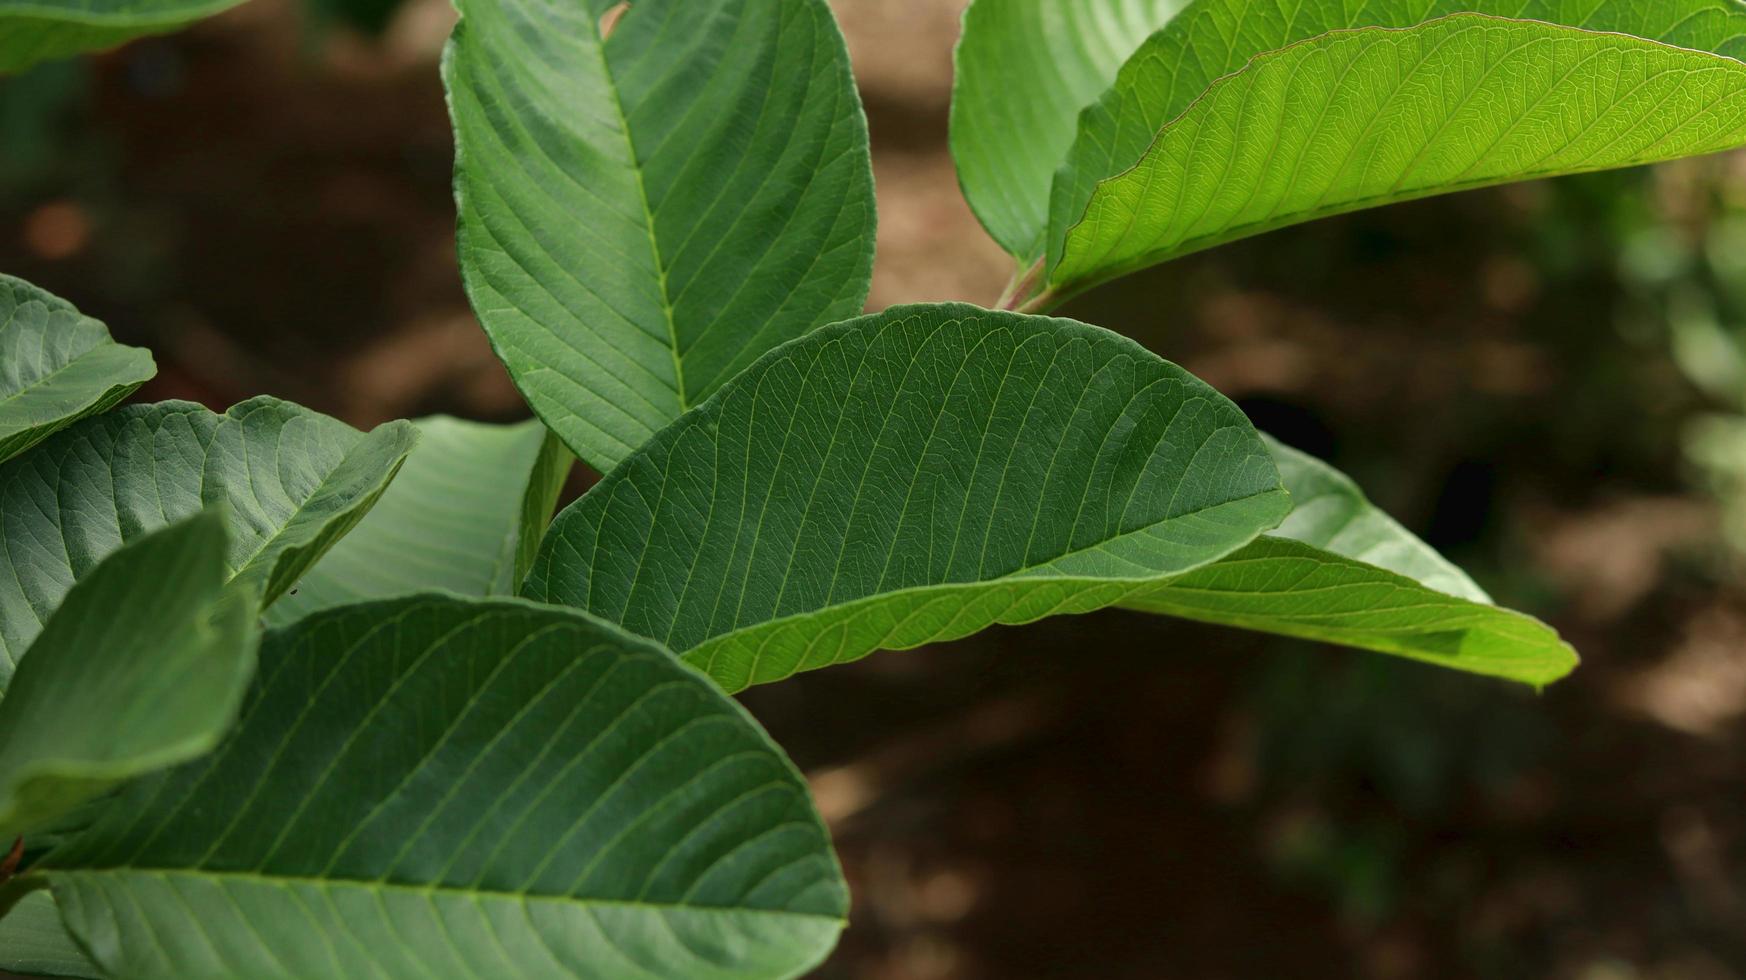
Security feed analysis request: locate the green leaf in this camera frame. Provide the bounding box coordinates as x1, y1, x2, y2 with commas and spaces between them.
0, 397, 417, 688
34, 594, 846, 980
446, 0, 876, 474
949, 0, 1187, 259
525, 303, 1289, 692
1123, 438, 1577, 687
1048, 10, 1746, 298
0, 888, 99, 978
265, 416, 571, 626
0, 275, 154, 464
0, 0, 246, 73
0, 512, 258, 841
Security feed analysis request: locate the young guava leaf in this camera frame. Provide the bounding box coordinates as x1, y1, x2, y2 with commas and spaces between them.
33, 594, 846, 980
0, 0, 247, 73
0, 275, 154, 464
525, 303, 1289, 692
0, 398, 417, 687
0, 512, 258, 841
0, 888, 98, 978
445, 0, 875, 474
265, 416, 571, 626
1044, 0, 1746, 285
1125, 439, 1577, 687
1047, 13, 1746, 298
950, 0, 1187, 259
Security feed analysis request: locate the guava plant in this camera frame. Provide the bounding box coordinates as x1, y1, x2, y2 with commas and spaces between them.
1, 0, 1742, 976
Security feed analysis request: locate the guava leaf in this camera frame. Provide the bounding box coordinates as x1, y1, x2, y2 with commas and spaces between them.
446, 0, 875, 474
525, 303, 1289, 692
0, 888, 98, 978
0, 512, 257, 841
34, 595, 846, 980
0, 0, 246, 73
1124, 438, 1577, 687
1049, 13, 1746, 297
0, 275, 154, 464
266, 416, 571, 626
950, 0, 1187, 258
0, 398, 417, 687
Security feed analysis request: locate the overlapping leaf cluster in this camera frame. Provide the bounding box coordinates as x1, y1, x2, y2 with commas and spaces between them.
5, 0, 1741, 975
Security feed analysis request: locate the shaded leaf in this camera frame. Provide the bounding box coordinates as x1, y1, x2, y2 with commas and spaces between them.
0, 397, 417, 687
1124, 439, 1576, 687
446, 0, 875, 473
36, 594, 846, 980
526, 303, 1288, 692
950, 0, 1186, 258
0, 888, 98, 978
266, 416, 571, 626
0, 512, 257, 841
1049, 11, 1746, 296
0, 275, 154, 464
0, 0, 246, 73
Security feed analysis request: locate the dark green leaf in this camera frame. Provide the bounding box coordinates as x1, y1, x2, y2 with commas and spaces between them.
446, 0, 876, 473
0, 512, 257, 840
266, 416, 571, 626
0, 888, 98, 978
36, 594, 846, 979
0, 398, 417, 688
0, 275, 154, 464
526, 303, 1288, 692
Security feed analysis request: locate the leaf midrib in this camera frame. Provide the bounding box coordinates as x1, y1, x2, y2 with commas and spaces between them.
685, 489, 1288, 654
594, 15, 689, 413
51, 868, 846, 922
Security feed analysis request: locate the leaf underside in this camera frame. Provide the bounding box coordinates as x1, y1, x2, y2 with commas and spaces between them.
0, 397, 417, 687
0, 0, 246, 73
1050, 12, 1746, 293
0, 889, 99, 978
266, 416, 571, 626
1127, 439, 1576, 687
1043, 0, 1746, 280
0, 275, 154, 465
525, 303, 1288, 692
0, 513, 257, 840
950, 0, 1187, 259
36, 595, 846, 980
446, 0, 875, 474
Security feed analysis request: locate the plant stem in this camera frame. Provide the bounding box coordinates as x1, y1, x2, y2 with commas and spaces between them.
996, 259, 1044, 311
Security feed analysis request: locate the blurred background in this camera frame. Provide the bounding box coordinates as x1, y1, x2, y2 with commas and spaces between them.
3, 1, 1746, 977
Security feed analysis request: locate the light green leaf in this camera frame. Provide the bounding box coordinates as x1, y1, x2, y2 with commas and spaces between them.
0, 397, 417, 687
1045, 0, 1746, 280
34, 594, 846, 980
0, 512, 257, 841
1048, 11, 1746, 299
265, 416, 571, 626
446, 0, 876, 474
525, 303, 1289, 692
0, 888, 99, 978
1123, 438, 1577, 687
0, 275, 154, 464
0, 0, 246, 73
950, 0, 1187, 259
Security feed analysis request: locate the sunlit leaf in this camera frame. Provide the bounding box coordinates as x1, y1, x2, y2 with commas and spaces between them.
1048, 12, 1746, 297
446, 0, 875, 473
950, 0, 1186, 259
